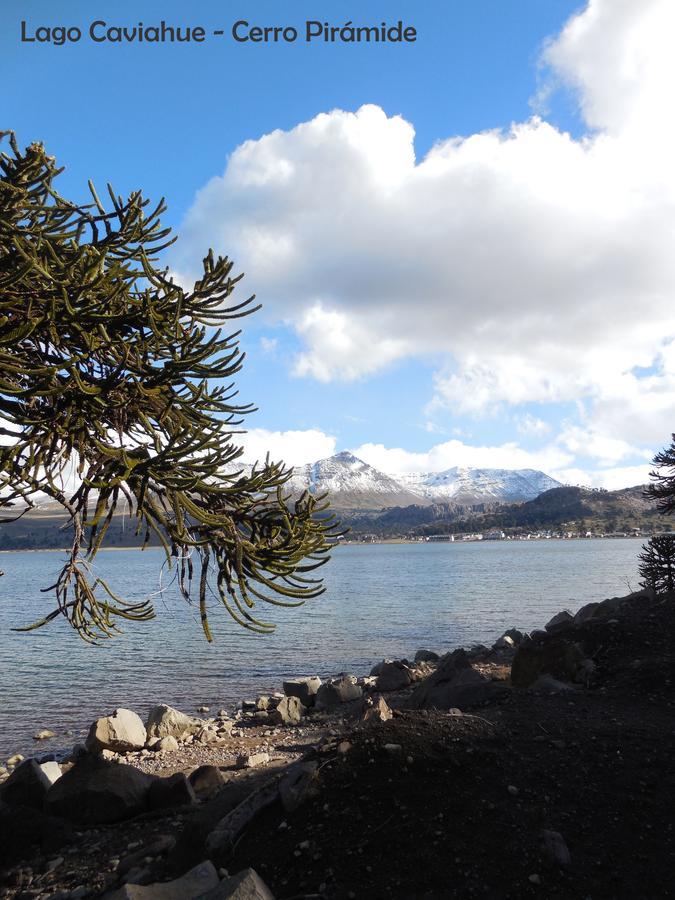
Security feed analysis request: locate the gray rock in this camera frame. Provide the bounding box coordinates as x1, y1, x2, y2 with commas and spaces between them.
544, 610, 574, 634
236, 752, 269, 769
0, 758, 53, 809
117, 835, 176, 877
33, 728, 56, 740
492, 634, 515, 651
414, 649, 439, 663
315, 676, 363, 710
511, 637, 587, 688
361, 696, 393, 723
374, 661, 413, 692
198, 867, 275, 899
105, 860, 219, 899
279, 762, 319, 813
282, 676, 322, 707
86, 708, 147, 754
409, 649, 509, 710
148, 773, 196, 810
541, 829, 571, 867
156, 736, 179, 753
45, 757, 154, 826
146, 705, 204, 741
39, 760, 62, 785
573, 601, 600, 625
189, 765, 227, 800
269, 696, 305, 726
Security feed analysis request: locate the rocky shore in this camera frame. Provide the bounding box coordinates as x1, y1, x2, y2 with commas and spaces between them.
1, 588, 673, 899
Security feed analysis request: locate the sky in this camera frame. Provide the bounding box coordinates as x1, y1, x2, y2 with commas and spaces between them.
2, 0, 675, 489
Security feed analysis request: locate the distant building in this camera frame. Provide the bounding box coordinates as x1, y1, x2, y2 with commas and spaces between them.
483, 530, 505, 540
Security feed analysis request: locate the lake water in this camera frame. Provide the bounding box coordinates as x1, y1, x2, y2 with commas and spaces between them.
0, 539, 644, 759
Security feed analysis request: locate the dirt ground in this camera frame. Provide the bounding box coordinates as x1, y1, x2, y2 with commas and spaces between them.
1, 594, 674, 899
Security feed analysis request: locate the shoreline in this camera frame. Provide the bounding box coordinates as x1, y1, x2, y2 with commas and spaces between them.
1, 585, 672, 897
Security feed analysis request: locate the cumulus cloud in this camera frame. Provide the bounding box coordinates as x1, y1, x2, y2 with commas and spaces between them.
173, 0, 675, 484
237, 428, 337, 466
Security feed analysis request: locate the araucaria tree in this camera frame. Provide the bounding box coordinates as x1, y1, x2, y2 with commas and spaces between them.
0, 132, 339, 642
638, 535, 675, 594
646, 433, 675, 514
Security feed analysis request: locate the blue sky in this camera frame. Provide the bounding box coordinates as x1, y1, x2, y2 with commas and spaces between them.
3, 0, 675, 487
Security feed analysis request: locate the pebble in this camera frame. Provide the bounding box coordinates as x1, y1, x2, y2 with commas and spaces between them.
507, 785, 519, 796
528, 874, 541, 885
384, 743, 402, 753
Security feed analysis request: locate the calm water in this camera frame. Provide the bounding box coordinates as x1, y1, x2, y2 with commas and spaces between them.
0, 540, 643, 759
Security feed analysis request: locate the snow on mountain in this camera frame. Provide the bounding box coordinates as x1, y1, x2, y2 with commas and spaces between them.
285, 451, 427, 510
275, 453, 562, 509
396, 467, 562, 505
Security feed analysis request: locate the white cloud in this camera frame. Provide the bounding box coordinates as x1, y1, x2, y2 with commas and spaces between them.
237, 428, 336, 466
174, 0, 675, 463
351, 439, 573, 477
259, 336, 278, 354
553, 465, 653, 491
517, 414, 551, 438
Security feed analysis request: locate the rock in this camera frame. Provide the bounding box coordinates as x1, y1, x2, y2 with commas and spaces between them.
374, 661, 413, 692
148, 773, 196, 810
86, 708, 147, 754
189, 765, 227, 800
384, 743, 402, 753
361, 696, 393, 724
541, 829, 571, 867
315, 676, 363, 710
117, 835, 176, 878
236, 752, 269, 769
198, 867, 275, 899
414, 649, 439, 663
279, 761, 319, 813
573, 601, 600, 625
369, 659, 394, 677
105, 860, 219, 899
254, 696, 270, 711
492, 634, 515, 651
33, 729, 56, 741
198, 706, 210, 713
145, 705, 204, 741
195, 726, 218, 744
45, 757, 154, 826
282, 676, 322, 707
6, 754, 24, 767
409, 649, 509, 710
40, 760, 62, 784
0, 803, 74, 867
529, 675, 575, 693
0, 759, 53, 809
511, 636, 587, 688
269, 696, 305, 726
156, 736, 179, 753
544, 610, 574, 635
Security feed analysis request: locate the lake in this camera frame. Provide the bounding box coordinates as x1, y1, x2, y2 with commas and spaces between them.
0, 539, 645, 759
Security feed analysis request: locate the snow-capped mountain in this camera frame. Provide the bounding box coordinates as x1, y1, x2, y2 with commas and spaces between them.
280, 452, 562, 509
397, 467, 562, 505
285, 451, 427, 510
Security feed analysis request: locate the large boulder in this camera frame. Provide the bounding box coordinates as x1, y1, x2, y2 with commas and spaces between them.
0, 759, 58, 810
315, 676, 363, 710
409, 649, 508, 710
269, 696, 305, 725
374, 661, 413, 692
189, 765, 227, 800
45, 757, 154, 825
511, 636, 587, 688
0, 801, 74, 867
282, 676, 322, 707
105, 860, 219, 899
146, 705, 204, 741
86, 708, 147, 754
199, 867, 275, 899
148, 773, 196, 810
544, 611, 574, 635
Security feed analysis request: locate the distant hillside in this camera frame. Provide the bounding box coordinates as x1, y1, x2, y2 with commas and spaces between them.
412, 485, 672, 537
